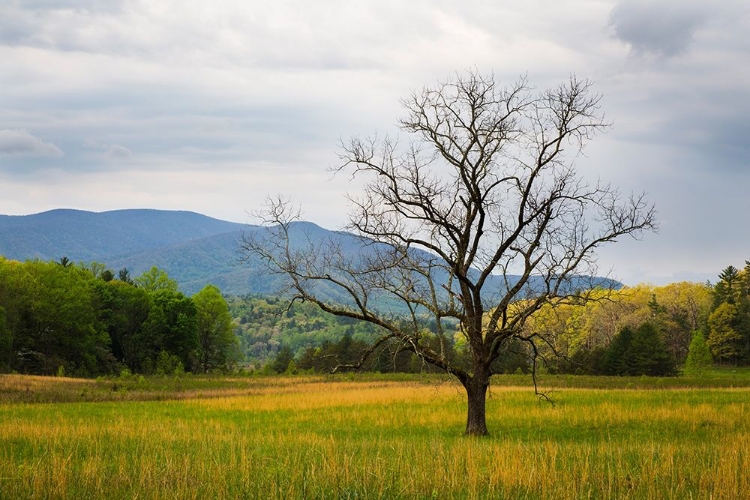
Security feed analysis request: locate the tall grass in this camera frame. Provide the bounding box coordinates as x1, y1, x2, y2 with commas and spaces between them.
1, 376, 748, 499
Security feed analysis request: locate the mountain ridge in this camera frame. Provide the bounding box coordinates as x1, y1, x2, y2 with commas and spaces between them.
0, 208, 621, 297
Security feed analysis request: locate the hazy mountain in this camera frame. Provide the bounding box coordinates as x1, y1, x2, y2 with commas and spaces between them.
0, 209, 377, 295
0, 209, 620, 297
0, 209, 243, 263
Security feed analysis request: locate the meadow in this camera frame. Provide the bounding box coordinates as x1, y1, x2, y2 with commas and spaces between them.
1, 372, 749, 499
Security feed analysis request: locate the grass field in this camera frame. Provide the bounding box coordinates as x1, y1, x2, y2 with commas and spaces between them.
1, 372, 749, 499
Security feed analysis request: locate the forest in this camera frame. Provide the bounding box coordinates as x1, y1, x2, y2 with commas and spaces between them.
1, 255, 749, 377
0, 257, 240, 376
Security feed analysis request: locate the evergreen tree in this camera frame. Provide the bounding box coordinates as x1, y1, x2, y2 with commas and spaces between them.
601, 326, 634, 375
271, 345, 294, 373
713, 265, 741, 307
738, 260, 750, 363
118, 268, 133, 284
601, 323, 675, 376
628, 323, 676, 376
684, 330, 713, 376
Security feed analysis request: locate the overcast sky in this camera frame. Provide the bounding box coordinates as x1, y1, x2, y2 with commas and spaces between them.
1, 0, 748, 286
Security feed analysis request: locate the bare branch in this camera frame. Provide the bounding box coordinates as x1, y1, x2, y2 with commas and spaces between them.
240, 70, 656, 436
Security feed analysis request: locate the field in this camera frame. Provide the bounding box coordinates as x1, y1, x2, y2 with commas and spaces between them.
1, 372, 749, 499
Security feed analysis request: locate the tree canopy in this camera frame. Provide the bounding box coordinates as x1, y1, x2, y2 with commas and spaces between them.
0, 258, 239, 376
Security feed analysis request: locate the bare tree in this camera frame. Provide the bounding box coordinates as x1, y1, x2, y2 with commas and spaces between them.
242, 70, 656, 435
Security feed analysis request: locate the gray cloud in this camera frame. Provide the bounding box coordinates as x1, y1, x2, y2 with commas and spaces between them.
0, 129, 64, 157
0, 0, 749, 284
609, 0, 709, 57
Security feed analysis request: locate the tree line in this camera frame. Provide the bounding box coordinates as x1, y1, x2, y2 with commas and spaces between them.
506, 262, 750, 375
237, 263, 750, 377
2, 254, 747, 378
0, 257, 240, 376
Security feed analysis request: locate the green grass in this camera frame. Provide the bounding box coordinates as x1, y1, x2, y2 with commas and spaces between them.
1, 373, 749, 499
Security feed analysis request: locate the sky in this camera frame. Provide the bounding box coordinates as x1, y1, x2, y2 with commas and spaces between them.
1, 0, 748, 286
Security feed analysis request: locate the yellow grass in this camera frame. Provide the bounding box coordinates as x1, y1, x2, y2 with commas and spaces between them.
0, 375, 748, 499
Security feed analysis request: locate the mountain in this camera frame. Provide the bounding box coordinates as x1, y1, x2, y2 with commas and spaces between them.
0, 209, 370, 295
0, 208, 620, 297
0, 209, 243, 263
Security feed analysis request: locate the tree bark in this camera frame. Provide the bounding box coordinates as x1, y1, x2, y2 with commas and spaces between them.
464, 375, 489, 436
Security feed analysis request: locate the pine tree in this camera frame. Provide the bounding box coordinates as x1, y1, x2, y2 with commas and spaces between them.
601, 326, 634, 376
628, 323, 676, 376
602, 323, 676, 376
739, 260, 750, 363
684, 330, 713, 376
713, 265, 741, 307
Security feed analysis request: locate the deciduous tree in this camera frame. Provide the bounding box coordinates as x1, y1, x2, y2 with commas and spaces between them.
194, 284, 239, 373
243, 70, 655, 435
708, 302, 742, 363
135, 266, 179, 292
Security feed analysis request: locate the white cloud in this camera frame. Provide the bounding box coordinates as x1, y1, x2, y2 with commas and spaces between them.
104, 144, 132, 159
83, 138, 132, 159
0, 129, 64, 157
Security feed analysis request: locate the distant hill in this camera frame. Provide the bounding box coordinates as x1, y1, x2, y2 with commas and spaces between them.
0, 209, 378, 295
0, 209, 243, 264
0, 209, 620, 297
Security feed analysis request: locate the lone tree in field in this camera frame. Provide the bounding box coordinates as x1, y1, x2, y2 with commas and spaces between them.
243, 71, 656, 435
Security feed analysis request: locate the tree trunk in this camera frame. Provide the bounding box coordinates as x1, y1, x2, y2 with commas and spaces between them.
464, 376, 489, 436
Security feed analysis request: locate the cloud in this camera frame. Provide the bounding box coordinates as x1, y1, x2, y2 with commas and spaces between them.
0, 129, 64, 157
83, 138, 132, 159
104, 144, 132, 158
608, 0, 709, 57
0, 0, 748, 285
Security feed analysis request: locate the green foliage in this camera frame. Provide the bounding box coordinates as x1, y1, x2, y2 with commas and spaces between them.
707, 302, 742, 362
527, 283, 713, 369
228, 295, 460, 372
135, 266, 179, 292
629, 323, 677, 376
193, 284, 240, 373
0, 258, 113, 375
118, 268, 133, 284
271, 345, 294, 374
713, 265, 741, 307
601, 326, 635, 375
3, 253, 750, 378
684, 330, 713, 376
95, 280, 152, 372
601, 323, 676, 376
0, 257, 220, 376
155, 350, 184, 376
147, 289, 199, 372
708, 261, 750, 365
0, 306, 10, 372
